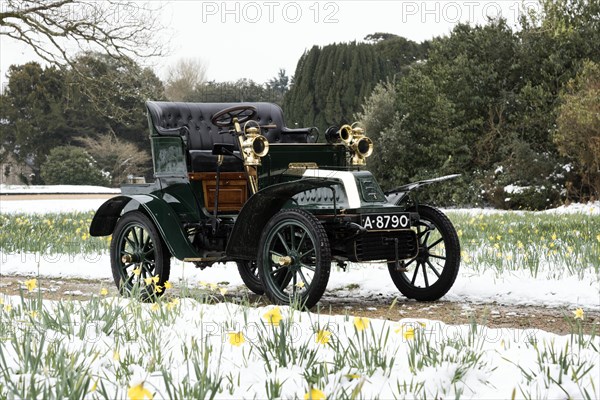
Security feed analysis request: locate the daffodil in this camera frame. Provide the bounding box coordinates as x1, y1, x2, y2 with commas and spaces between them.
295, 281, 305, 289
353, 317, 370, 331
4, 304, 12, 313
345, 373, 361, 381
127, 382, 153, 400
219, 287, 228, 296
154, 284, 163, 293
152, 276, 159, 284
144, 277, 154, 285
133, 267, 142, 276
403, 327, 415, 340
100, 288, 109, 296
263, 307, 283, 326
315, 330, 331, 345
304, 388, 326, 400
150, 303, 160, 312
90, 379, 98, 393
24, 278, 37, 292
573, 308, 584, 320
164, 281, 172, 289
228, 331, 245, 346
29, 310, 38, 319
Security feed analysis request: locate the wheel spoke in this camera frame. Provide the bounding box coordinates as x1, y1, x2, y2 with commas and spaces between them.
426, 260, 441, 278
298, 269, 310, 288
421, 231, 431, 246
300, 263, 316, 272
280, 268, 293, 289
292, 273, 297, 295
427, 238, 444, 250
144, 247, 155, 258
404, 258, 416, 269
270, 265, 287, 276
131, 227, 140, 248
290, 225, 295, 250
429, 254, 446, 261
300, 248, 315, 259
422, 262, 429, 287
411, 263, 420, 285
276, 232, 291, 253
125, 236, 136, 250
296, 230, 307, 252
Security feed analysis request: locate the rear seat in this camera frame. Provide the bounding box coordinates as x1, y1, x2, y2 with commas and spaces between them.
146, 101, 315, 172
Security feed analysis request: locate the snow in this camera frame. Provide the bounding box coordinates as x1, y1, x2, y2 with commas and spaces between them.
0, 198, 111, 214
1, 253, 598, 310
0, 184, 120, 194
0, 296, 597, 399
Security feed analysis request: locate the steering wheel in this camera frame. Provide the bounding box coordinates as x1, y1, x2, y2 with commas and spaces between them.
211, 105, 257, 128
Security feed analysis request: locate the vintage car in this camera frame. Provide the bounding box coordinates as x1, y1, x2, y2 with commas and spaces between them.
89, 102, 460, 308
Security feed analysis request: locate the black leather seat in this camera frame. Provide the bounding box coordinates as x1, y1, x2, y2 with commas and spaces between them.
146, 101, 314, 172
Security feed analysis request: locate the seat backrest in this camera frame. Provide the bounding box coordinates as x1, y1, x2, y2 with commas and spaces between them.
146, 101, 286, 151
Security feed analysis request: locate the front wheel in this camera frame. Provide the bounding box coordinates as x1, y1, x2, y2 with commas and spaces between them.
257, 209, 331, 309
388, 205, 460, 301
110, 211, 171, 301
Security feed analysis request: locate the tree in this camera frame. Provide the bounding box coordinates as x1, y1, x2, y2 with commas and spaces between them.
555, 61, 600, 199
0, 0, 164, 66
78, 134, 151, 186
0, 62, 71, 180
164, 58, 207, 101
40, 146, 109, 186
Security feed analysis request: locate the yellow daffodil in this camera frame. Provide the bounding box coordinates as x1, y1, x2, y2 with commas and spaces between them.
353, 317, 370, 331
345, 373, 361, 380
403, 327, 415, 340
0, 298, 3, 305
150, 303, 160, 312
552, 233, 557, 241
152, 276, 159, 284
100, 288, 109, 296
219, 287, 228, 296
228, 331, 245, 347
144, 277, 153, 285
263, 307, 283, 326
164, 281, 172, 289
90, 379, 98, 393
133, 267, 142, 276
127, 382, 153, 400
315, 330, 331, 345
113, 350, 120, 361
573, 308, 584, 320
496, 235, 501, 241
295, 281, 305, 289
154, 285, 163, 293
24, 278, 37, 292
29, 310, 38, 319
166, 298, 180, 311
4, 304, 12, 313
208, 283, 218, 291
596, 234, 600, 242
304, 388, 326, 400
198, 280, 208, 287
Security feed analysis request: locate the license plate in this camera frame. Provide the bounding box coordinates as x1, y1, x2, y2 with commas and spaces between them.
361, 213, 411, 231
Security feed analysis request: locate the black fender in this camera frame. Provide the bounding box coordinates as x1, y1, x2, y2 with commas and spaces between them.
385, 174, 461, 205
226, 178, 339, 259
89, 195, 201, 260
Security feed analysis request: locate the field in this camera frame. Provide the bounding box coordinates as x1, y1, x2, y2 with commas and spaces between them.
0, 197, 599, 399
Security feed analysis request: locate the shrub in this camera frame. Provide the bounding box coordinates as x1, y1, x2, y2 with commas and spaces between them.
40, 146, 109, 186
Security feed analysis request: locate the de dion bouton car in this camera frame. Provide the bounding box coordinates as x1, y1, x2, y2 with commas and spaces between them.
90, 102, 461, 308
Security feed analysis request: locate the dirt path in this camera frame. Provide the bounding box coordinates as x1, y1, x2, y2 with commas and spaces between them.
1, 275, 597, 335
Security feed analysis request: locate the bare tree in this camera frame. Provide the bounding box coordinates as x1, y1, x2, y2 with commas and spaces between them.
0, 0, 165, 66
164, 58, 207, 101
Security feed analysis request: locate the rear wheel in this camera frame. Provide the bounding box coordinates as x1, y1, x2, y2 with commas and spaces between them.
110, 211, 171, 301
258, 209, 331, 309
236, 260, 264, 295
388, 205, 460, 301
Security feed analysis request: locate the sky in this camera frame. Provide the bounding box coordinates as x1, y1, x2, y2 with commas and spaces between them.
0, 1, 542, 87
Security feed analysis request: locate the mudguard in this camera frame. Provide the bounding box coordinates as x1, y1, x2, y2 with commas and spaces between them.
385, 174, 461, 205
89, 194, 201, 260
226, 178, 339, 259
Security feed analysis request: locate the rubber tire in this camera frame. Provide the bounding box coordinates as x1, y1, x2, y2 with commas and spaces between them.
110, 211, 171, 301
257, 209, 331, 309
236, 260, 264, 295
388, 205, 460, 301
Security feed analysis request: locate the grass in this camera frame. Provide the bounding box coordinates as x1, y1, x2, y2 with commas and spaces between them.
1, 210, 598, 281
447, 211, 600, 279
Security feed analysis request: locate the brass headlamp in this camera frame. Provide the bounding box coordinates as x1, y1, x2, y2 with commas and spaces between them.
331, 123, 374, 166
241, 126, 269, 166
